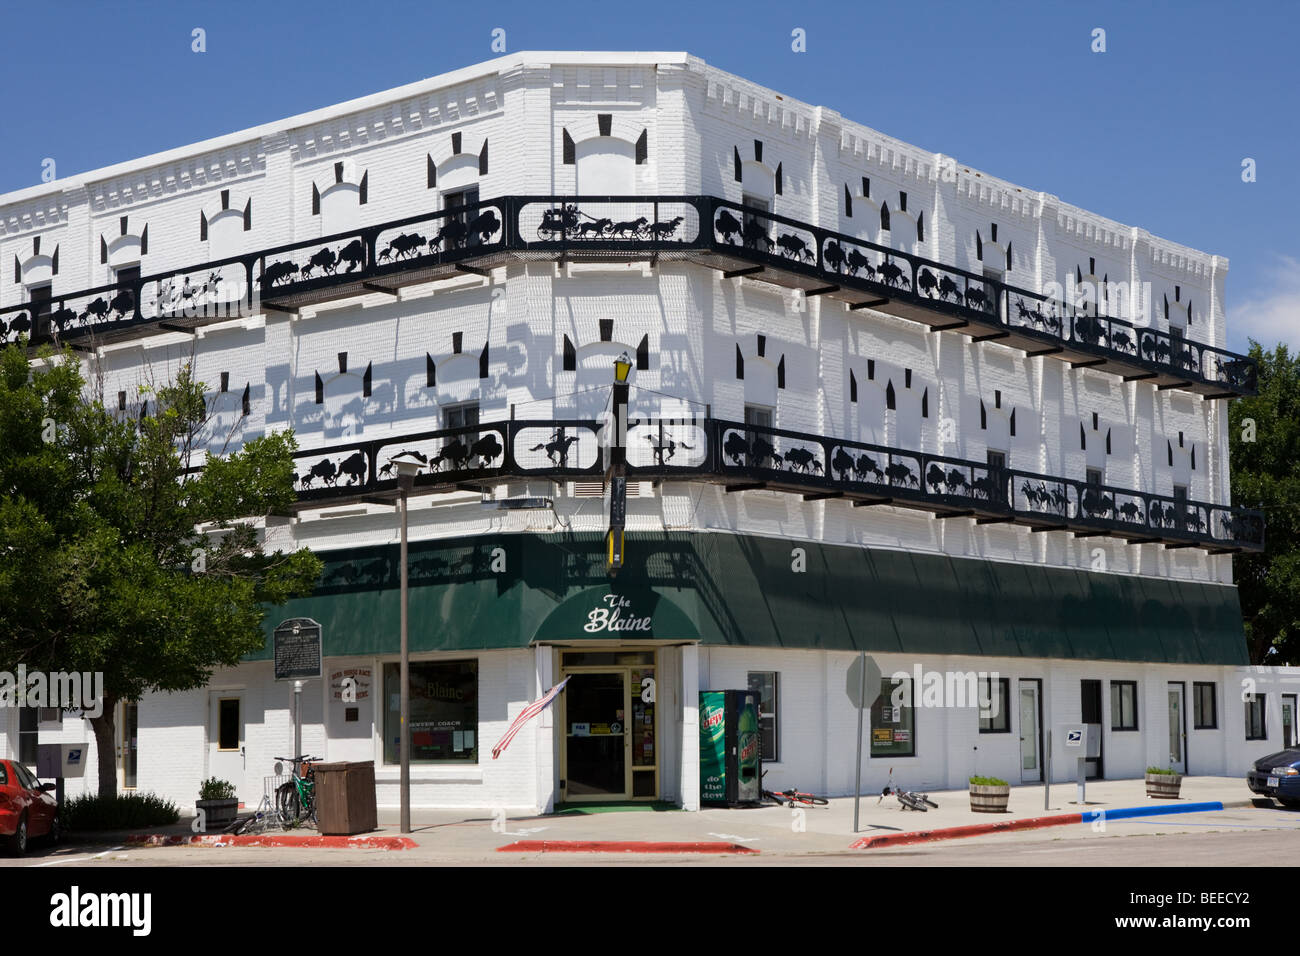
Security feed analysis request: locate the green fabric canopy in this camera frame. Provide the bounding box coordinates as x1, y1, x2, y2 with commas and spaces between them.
248, 531, 1248, 665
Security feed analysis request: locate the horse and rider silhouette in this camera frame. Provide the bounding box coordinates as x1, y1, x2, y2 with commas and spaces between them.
529, 430, 580, 466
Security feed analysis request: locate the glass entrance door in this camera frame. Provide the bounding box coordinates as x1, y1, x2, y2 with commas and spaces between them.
1284, 695, 1297, 749
1018, 680, 1041, 783
563, 672, 628, 799
559, 649, 658, 802
1167, 682, 1187, 774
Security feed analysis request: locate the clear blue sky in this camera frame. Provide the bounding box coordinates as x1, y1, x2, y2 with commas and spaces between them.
3, 0, 1296, 353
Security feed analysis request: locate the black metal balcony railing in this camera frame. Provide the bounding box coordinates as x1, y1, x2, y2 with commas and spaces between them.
260, 417, 1262, 553
0, 195, 1256, 398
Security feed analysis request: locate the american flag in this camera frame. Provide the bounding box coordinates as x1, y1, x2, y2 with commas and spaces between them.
492, 676, 571, 759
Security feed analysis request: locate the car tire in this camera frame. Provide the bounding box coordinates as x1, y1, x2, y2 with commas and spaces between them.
47, 815, 60, 845
7, 815, 27, 856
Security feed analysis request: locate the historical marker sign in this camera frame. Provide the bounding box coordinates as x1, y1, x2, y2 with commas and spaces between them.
274, 618, 323, 681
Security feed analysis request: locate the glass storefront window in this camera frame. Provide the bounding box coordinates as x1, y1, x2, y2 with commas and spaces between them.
871, 677, 915, 758
384, 660, 478, 764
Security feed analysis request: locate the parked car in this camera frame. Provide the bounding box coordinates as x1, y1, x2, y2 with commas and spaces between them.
1246, 748, 1300, 808
0, 759, 59, 854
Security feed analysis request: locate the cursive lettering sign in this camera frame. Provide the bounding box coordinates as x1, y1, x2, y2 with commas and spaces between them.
584, 594, 653, 634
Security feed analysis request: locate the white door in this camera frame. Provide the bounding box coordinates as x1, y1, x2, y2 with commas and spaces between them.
1167, 683, 1187, 774
1018, 681, 1041, 783
208, 693, 245, 800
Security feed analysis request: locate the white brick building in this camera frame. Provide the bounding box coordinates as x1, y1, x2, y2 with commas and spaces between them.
0, 52, 1284, 814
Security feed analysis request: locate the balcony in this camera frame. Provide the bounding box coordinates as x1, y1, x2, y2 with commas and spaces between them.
265, 417, 1263, 554
0, 196, 1256, 398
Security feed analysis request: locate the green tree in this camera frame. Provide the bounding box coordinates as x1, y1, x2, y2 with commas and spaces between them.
1228, 342, 1300, 664
0, 343, 321, 797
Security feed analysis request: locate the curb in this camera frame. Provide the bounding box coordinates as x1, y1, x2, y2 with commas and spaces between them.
498, 840, 758, 854
851, 800, 1229, 849
127, 833, 416, 850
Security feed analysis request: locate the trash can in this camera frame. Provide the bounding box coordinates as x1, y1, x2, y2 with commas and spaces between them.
313, 760, 378, 835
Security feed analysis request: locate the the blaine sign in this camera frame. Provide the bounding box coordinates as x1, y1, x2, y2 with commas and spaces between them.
584, 594, 653, 634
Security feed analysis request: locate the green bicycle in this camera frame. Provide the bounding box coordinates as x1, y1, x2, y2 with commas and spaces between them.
275, 755, 322, 827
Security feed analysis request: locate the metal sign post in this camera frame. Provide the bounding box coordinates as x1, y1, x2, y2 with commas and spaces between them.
1045, 729, 1052, 811
274, 618, 322, 806
854, 652, 866, 833
846, 654, 882, 833
293, 680, 304, 764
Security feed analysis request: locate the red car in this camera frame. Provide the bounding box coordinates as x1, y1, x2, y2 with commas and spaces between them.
0, 759, 59, 854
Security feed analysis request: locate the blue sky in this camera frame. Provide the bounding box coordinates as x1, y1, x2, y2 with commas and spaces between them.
3, 0, 1296, 352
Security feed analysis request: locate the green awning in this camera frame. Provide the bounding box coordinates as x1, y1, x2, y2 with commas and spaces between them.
248, 531, 1248, 665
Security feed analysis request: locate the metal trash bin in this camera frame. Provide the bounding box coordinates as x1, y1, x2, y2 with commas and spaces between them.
313, 760, 378, 835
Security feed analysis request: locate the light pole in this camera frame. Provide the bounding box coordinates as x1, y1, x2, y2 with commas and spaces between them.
607, 353, 631, 575
389, 451, 424, 834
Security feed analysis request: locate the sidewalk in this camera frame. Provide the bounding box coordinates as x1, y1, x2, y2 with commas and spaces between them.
81, 775, 1276, 858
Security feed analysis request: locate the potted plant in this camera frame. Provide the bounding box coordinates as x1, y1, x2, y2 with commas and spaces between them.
969, 775, 1011, 813
196, 777, 239, 830
1145, 767, 1182, 799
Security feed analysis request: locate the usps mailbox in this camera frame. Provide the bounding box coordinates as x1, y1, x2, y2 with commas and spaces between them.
1060, 724, 1094, 803
36, 743, 88, 779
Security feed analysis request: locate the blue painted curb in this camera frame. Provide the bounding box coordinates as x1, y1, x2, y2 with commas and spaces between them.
1081, 801, 1225, 823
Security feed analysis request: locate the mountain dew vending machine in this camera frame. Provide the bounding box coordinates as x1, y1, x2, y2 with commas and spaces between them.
699, 690, 762, 806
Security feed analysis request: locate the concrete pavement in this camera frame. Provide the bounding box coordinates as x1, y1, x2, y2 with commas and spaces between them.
38, 774, 1293, 863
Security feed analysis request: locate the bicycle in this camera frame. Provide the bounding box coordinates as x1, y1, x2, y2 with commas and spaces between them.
760, 771, 829, 808
275, 755, 322, 828
878, 767, 938, 811
231, 793, 279, 835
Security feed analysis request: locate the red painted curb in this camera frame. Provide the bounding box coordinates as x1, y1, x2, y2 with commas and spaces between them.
850, 812, 1085, 849
127, 833, 416, 850
498, 840, 758, 854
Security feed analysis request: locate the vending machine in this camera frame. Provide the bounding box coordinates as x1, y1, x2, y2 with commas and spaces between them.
699, 690, 762, 807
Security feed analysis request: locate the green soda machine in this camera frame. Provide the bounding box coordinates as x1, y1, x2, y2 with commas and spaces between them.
699, 690, 762, 807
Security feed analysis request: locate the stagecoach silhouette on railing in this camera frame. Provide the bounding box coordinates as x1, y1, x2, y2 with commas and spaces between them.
533, 203, 688, 242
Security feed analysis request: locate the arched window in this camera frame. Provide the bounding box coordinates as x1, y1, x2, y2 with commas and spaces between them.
576, 138, 636, 194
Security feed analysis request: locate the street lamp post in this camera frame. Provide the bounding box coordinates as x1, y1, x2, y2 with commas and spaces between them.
389, 452, 424, 834
607, 352, 632, 575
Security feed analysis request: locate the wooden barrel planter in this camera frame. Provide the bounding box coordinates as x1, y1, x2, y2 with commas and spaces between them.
1145, 772, 1183, 799
195, 798, 239, 830
969, 783, 1011, 813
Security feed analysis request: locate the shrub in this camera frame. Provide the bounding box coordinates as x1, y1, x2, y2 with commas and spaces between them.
62, 792, 180, 831
198, 777, 237, 801
1146, 766, 1179, 775
969, 775, 1009, 787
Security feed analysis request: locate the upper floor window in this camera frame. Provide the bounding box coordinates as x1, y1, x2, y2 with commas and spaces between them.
26, 282, 52, 319
445, 187, 481, 246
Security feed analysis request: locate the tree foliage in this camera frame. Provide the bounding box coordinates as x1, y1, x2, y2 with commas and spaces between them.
0, 343, 321, 796
1228, 341, 1300, 664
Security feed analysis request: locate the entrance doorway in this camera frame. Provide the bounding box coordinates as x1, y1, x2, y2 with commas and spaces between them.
117, 701, 139, 791
1018, 679, 1042, 783
559, 650, 657, 802
1080, 679, 1104, 779
1167, 682, 1187, 774
1284, 695, 1297, 749
208, 692, 245, 801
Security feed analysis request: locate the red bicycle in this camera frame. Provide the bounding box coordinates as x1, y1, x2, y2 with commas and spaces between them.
761, 771, 829, 808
